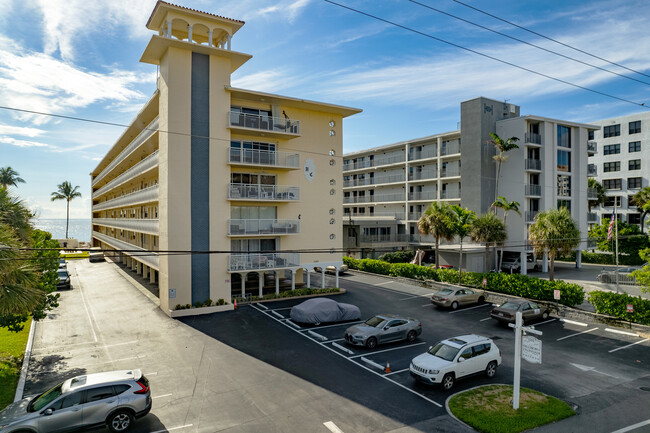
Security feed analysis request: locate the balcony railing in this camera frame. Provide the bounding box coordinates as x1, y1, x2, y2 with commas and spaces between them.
441, 143, 460, 156
93, 117, 159, 187
588, 213, 599, 223
92, 231, 158, 269
374, 193, 405, 202
587, 141, 597, 154
344, 212, 405, 220
588, 165, 597, 176
228, 148, 299, 169
440, 190, 461, 199
525, 184, 542, 196
228, 253, 300, 271
558, 187, 571, 197
525, 210, 539, 222
525, 159, 541, 170
228, 111, 300, 134
374, 155, 406, 167
440, 168, 460, 178
587, 188, 598, 199
409, 191, 437, 201
408, 213, 421, 220
228, 184, 300, 201
525, 132, 542, 145
359, 234, 409, 243
409, 148, 437, 160
228, 219, 299, 235
409, 233, 436, 243
343, 160, 372, 171
343, 178, 372, 188
374, 173, 406, 184
93, 151, 159, 199
93, 185, 159, 212
93, 218, 159, 235
408, 170, 437, 181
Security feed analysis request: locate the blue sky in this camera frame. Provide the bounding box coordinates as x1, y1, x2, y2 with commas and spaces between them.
2, 0, 650, 219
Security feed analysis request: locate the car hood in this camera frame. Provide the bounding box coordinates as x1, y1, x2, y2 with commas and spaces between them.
0, 397, 33, 422
411, 352, 453, 370
345, 324, 378, 335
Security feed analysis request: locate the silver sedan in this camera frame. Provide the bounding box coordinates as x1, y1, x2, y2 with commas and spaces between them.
344, 314, 422, 349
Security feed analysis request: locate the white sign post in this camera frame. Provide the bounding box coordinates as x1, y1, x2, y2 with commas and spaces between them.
509, 311, 543, 409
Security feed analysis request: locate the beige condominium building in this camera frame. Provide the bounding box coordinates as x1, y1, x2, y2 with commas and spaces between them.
343, 97, 596, 274
90, 1, 361, 316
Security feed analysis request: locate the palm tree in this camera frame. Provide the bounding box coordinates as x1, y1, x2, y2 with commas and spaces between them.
51, 181, 82, 239
631, 186, 650, 232
470, 213, 507, 272
0, 167, 26, 189
587, 178, 606, 213
448, 205, 476, 281
489, 133, 519, 204
417, 202, 454, 269
528, 208, 581, 281
492, 196, 521, 270
0, 187, 33, 242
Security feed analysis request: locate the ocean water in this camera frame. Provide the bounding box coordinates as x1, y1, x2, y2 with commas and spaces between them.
33, 219, 92, 242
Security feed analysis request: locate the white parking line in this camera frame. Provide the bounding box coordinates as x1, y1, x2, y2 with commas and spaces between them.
384, 368, 410, 376
305, 321, 362, 330
150, 424, 194, 433
556, 327, 598, 341
324, 421, 345, 433
421, 303, 432, 307
399, 293, 434, 301
610, 418, 650, 433
479, 317, 492, 322
308, 330, 328, 341
255, 303, 268, 310
268, 307, 293, 311
286, 319, 302, 329
449, 304, 491, 314
152, 393, 172, 399
605, 328, 639, 337
348, 342, 427, 359
332, 342, 354, 355
534, 318, 557, 326
608, 338, 650, 353
560, 318, 588, 327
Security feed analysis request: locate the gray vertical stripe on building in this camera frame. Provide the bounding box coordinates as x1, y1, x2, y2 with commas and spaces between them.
191, 52, 210, 304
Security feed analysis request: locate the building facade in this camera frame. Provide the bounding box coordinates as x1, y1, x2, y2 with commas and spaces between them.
90, 1, 360, 316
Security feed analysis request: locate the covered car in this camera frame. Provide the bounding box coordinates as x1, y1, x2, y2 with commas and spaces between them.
290, 298, 360, 325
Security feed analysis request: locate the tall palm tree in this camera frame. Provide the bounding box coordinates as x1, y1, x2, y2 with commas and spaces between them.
528, 208, 580, 281
0, 187, 33, 242
51, 181, 82, 239
631, 186, 650, 232
587, 178, 606, 213
417, 202, 454, 269
448, 205, 476, 281
0, 166, 26, 189
489, 133, 519, 204
492, 196, 521, 270
470, 213, 506, 272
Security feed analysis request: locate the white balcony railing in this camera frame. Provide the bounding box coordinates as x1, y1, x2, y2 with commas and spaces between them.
525, 132, 542, 144
525, 184, 542, 196
359, 234, 409, 243
228, 111, 300, 134
93, 151, 159, 199
93, 117, 159, 187
409, 191, 437, 201
228, 184, 300, 201
374, 155, 406, 167
409, 148, 437, 160
440, 190, 461, 199
374, 173, 406, 184
228, 148, 299, 169
343, 178, 372, 188
92, 231, 158, 270
373, 193, 405, 202
93, 218, 159, 235
587, 188, 598, 200
228, 219, 300, 236
93, 185, 159, 212
228, 253, 300, 271
587, 141, 597, 154
343, 160, 373, 171
525, 159, 541, 170
440, 168, 460, 178
441, 143, 460, 156
408, 170, 437, 181
344, 211, 405, 220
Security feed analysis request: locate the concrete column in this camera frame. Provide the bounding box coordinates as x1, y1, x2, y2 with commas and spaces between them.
275, 272, 280, 296
321, 269, 325, 289
520, 251, 527, 276
542, 253, 549, 273
291, 270, 296, 291
576, 250, 582, 268
335, 267, 340, 287
306, 269, 311, 288
227, 34, 231, 50
187, 25, 193, 43
150, 269, 156, 284
142, 265, 148, 279
207, 30, 213, 47
122, 254, 127, 265
241, 273, 246, 297
258, 272, 264, 298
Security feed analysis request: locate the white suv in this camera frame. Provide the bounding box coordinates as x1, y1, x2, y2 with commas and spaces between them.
410, 335, 501, 390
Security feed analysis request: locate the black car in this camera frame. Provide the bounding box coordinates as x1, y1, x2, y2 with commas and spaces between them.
56, 269, 71, 290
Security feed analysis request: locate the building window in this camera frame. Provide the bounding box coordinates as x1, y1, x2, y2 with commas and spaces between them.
629, 120, 641, 134
629, 213, 641, 224
629, 159, 641, 170
557, 175, 571, 197
557, 199, 571, 211
557, 150, 571, 172
629, 141, 641, 152
604, 196, 622, 207
603, 124, 621, 138
588, 130, 594, 140
603, 162, 620, 172
628, 195, 637, 208
557, 125, 571, 148
628, 177, 642, 189
603, 179, 622, 190
603, 144, 620, 155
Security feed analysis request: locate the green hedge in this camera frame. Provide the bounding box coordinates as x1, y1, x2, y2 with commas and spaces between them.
233, 287, 341, 303
378, 250, 415, 263
588, 291, 650, 325
557, 251, 644, 266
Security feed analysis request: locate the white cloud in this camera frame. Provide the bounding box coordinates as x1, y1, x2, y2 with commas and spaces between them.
0, 124, 46, 137
252, 0, 311, 22
232, 69, 299, 93
0, 136, 53, 148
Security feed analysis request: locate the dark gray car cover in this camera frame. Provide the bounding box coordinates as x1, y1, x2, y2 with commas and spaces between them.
290, 298, 361, 324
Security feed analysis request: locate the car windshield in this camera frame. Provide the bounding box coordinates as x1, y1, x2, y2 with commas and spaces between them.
428, 342, 460, 361
436, 289, 453, 296
364, 316, 385, 327
499, 302, 520, 311
30, 383, 63, 412
57, 270, 67, 278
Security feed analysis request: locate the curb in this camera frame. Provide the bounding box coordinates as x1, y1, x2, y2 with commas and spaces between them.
13, 318, 36, 402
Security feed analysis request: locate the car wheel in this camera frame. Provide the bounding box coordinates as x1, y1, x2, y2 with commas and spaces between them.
107, 410, 134, 433
478, 296, 485, 304
485, 361, 498, 378
406, 330, 417, 342
542, 311, 549, 320
442, 373, 455, 391
451, 301, 459, 310
366, 337, 377, 349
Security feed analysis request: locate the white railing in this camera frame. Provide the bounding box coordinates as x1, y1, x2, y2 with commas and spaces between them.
525, 132, 542, 144
93, 218, 159, 235
93, 117, 159, 187
409, 191, 437, 201
93, 151, 159, 199
374, 173, 405, 184
409, 170, 437, 181
228, 219, 299, 235
587, 188, 598, 199
374, 155, 406, 166
228, 148, 299, 168
587, 141, 597, 153
374, 193, 405, 202
440, 168, 460, 178
228, 184, 300, 201
228, 111, 300, 134
92, 231, 158, 269
93, 185, 159, 212
359, 234, 409, 243
409, 148, 437, 160
345, 211, 405, 219
441, 143, 460, 155
343, 160, 373, 171
440, 190, 461, 199
525, 159, 541, 170
228, 253, 300, 271
343, 178, 372, 188
525, 184, 542, 196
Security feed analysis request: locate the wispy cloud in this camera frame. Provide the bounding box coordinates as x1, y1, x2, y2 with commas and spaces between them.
254, 0, 311, 22
0, 124, 46, 137
0, 136, 53, 148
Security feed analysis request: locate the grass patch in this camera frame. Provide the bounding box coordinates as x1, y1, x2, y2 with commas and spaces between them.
0, 318, 31, 410
448, 384, 575, 433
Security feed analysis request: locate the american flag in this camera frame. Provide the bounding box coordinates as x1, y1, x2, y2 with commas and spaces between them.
607, 218, 615, 241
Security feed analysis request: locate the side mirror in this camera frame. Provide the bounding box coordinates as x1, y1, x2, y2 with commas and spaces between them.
43, 408, 54, 416
458, 357, 465, 363
384, 326, 390, 330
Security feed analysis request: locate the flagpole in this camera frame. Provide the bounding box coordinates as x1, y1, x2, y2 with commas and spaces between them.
615, 198, 619, 294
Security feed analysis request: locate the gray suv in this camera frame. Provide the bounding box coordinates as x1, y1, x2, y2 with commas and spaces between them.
0, 369, 151, 433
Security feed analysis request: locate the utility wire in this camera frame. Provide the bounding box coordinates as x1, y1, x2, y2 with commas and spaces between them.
322, 0, 649, 109
407, 0, 650, 86
451, 0, 650, 80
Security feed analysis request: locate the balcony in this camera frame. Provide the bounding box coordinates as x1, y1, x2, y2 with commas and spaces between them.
374, 155, 406, 167
441, 143, 460, 156
525, 132, 542, 145
440, 190, 461, 199
409, 191, 437, 201
228, 148, 299, 169
525, 159, 541, 171
525, 184, 542, 196
93, 185, 159, 212
525, 210, 539, 222
587, 141, 597, 155
228, 219, 299, 236
440, 168, 460, 178
93, 151, 159, 199
343, 178, 372, 188
588, 213, 599, 223
344, 211, 405, 220
374, 173, 406, 184
343, 160, 372, 171
358, 233, 409, 244
228, 184, 300, 201
587, 188, 598, 200
92, 231, 158, 270
409, 233, 435, 243
228, 253, 300, 272
228, 111, 300, 137
93, 117, 159, 187
408, 170, 437, 181
588, 164, 597, 176
93, 218, 159, 235
409, 148, 437, 161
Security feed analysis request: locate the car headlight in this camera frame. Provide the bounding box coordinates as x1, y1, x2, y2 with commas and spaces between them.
429, 369, 439, 374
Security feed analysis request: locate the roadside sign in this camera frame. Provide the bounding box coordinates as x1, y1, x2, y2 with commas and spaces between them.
522, 335, 542, 364
553, 289, 561, 300
483, 278, 487, 286
627, 304, 634, 313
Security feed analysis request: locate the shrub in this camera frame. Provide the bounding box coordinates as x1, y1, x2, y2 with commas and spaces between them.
343, 256, 359, 269
379, 250, 415, 263
205, 299, 213, 307
588, 291, 650, 325
557, 251, 644, 266
356, 259, 392, 275
388, 263, 437, 280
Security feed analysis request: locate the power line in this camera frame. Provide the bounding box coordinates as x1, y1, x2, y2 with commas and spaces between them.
322, 0, 649, 109
406, 0, 650, 87
451, 0, 650, 80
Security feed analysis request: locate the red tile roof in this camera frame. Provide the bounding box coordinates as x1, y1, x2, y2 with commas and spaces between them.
150, 1, 245, 26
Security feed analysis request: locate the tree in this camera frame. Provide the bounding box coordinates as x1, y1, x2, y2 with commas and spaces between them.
632, 249, 650, 293
587, 178, 606, 213
492, 196, 521, 271
631, 186, 650, 232
0, 166, 26, 189
51, 181, 82, 239
470, 213, 507, 272
448, 205, 476, 281
417, 202, 454, 269
489, 133, 519, 203
588, 219, 649, 257
528, 208, 581, 281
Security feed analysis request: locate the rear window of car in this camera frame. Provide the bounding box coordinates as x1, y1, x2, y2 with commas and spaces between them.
473, 343, 491, 356
437, 289, 453, 295
500, 302, 520, 311
114, 384, 130, 395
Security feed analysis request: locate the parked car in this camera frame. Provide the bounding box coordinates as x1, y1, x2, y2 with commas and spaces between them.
596, 264, 646, 283
89, 247, 105, 263
431, 288, 486, 310
500, 253, 538, 273
0, 369, 151, 433
313, 264, 348, 275
57, 269, 71, 290
290, 298, 360, 325
58, 258, 66, 269
490, 299, 549, 324
344, 314, 422, 349
410, 334, 501, 390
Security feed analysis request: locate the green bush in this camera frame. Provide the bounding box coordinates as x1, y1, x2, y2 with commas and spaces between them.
378, 250, 415, 263
238, 288, 341, 303
343, 256, 359, 269
557, 251, 644, 266
356, 259, 392, 275
588, 291, 650, 325
388, 263, 438, 280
